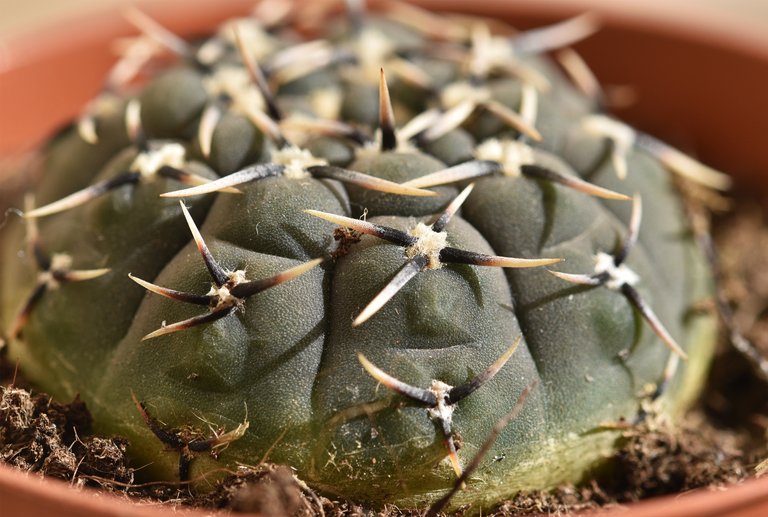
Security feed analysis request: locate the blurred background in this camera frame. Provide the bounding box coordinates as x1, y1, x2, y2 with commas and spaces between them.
3, 0, 768, 37
2, 0, 768, 191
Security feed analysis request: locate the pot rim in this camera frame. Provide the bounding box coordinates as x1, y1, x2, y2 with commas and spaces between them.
3, 0, 768, 188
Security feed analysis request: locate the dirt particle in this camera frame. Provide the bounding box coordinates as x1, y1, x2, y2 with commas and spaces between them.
331, 227, 362, 260
205, 465, 318, 516
608, 416, 754, 500
498, 482, 614, 516
0, 385, 132, 486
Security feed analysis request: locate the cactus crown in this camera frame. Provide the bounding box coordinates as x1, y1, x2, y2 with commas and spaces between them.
0, 0, 723, 511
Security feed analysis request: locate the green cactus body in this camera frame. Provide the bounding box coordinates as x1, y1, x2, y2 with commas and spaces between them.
0, 4, 720, 510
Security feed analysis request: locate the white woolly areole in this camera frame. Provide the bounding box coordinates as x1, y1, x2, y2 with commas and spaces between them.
208, 285, 240, 310
594, 251, 639, 290
582, 115, 636, 151
474, 138, 535, 176
354, 131, 418, 160
38, 253, 73, 289
130, 142, 186, 178
227, 269, 247, 285
441, 81, 490, 109
427, 380, 455, 425
355, 28, 396, 81
406, 222, 448, 270
354, 141, 383, 161
202, 65, 266, 114
309, 88, 343, 121
207, 270, 248, 310
270, 145, 327, 179
195, 40, 224, 67
222, 20, 278, 60
490, 36, 516, 63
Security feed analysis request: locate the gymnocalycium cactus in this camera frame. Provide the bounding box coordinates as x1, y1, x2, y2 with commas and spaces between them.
0, 0, 728, 510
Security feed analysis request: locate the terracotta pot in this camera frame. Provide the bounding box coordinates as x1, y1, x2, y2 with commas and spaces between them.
1, 1, 767, 516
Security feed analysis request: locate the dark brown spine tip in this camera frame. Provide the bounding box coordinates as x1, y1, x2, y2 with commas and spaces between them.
142, 306, 237, 341
431, 183, 475, 233
357, 352, 438, 405
353, 256, 427, 326
305, 209, 417, 247
620, 283, 687, 359
439, 247, 561, 268
447, 337, 520, 404
129, 274, 212, 306
156, 165, 187, 182
131, 392, 185, 449
9, 283, 47, 338
178, 201, 229, 287
426, 379, 538, 517
33, 244, 51, 272
178, 453, 192, 483
229, 258, 322, 299
23, 172, 140, 219
233, 25, 284, 121
521, 164, 631, 201
614, 194, 642, 266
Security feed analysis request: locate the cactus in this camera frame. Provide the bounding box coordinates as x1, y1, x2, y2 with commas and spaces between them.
0, 1, 726, 511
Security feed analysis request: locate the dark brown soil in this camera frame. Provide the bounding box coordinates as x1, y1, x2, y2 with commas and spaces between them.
0, 381, 133, 487
1, 190, 767, 516
707, 198, 768, 428
497, 414, 758, 516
